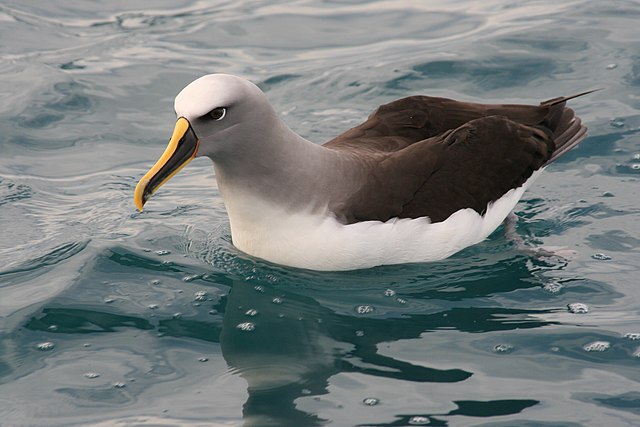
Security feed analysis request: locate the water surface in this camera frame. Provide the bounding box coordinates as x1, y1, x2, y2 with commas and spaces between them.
1, 1, 640, 426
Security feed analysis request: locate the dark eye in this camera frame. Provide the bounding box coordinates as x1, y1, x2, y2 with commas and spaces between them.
209, 107, 226, 121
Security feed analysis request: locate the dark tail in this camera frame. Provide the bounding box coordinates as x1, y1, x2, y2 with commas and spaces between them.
541, 89, 600, 165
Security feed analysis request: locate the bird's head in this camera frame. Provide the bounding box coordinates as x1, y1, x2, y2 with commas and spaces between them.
134, 74, 275, 211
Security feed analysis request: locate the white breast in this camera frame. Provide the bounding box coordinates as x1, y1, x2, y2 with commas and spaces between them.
223, 171, 543, 271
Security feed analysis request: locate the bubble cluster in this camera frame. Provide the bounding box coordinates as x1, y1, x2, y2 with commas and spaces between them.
493, 344, 513, 353
542, 282, 563, 294
362, 397, 380, 406
408, 416, 430, 425
272, 297, 283, 304
567, 303, 589, 314
623, 332, 640, 341
583, 341, 610, 352
355, 305, 374, 314
36, 342, 55, 351
383, 289, 396, 297
245, 309, 258, 317
84, 372, 101, 379
194, 291, 207, 301
113, 382, 126, 388
236, 322, 256, 332
591, 253, 612, 261
155, 250, 171, 256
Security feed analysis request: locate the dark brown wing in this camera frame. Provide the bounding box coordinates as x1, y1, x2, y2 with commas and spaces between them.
326, 94, 589, 224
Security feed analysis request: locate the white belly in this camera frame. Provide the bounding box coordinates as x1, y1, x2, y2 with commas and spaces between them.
224, 171, 542, 271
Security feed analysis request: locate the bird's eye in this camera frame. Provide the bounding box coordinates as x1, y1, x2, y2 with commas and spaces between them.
209, 107, 226, 121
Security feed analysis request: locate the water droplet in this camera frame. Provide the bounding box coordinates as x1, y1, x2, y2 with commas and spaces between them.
396, 298, 407, 305
254, 285, 265, 293
606, 63, 618, 70
383, 289, 396, 297
493, 344, 513, 353
84, 372, 100, 379
113, 382, 126, 388
272, 297, 283, 304
245, 309, 258, 317
236, 322, 255, 332
194, 291, 207, 301
150, 279, 161, 285
36, 342, 54, 351
155, 250, 171, 256
610, 118, 625, 128
543, 282, 563, 294
172, 312, 182, 319
355, 305, 374, 314
623, 333, 640, 341
408, 416, 430, 425
583, 341, 610, 352
355, 330, 365, 337
198, 357, 209, 362
567, 303, 589, 314
591, 253, 611, 260
47, 325, 58, 332
148, 304, 159, 310
362, 397, 380, 406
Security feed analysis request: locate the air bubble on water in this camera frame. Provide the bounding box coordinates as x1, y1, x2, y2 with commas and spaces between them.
606, 63, 618, 70
236, 322, 255, 332
208, 310, 217, 315
245, 309, 258, 317
148, 304, 159, 310
113, 382, 126, 388
493, 344, 513, 353
623, 333, 640, 341
633, 347, 640, 358
182, 275, 199, 282
84, 372, 101, 379
408, 416, 430, 425
591, 253, 612, 260
632, 164, 640, 170
355, 330, 365, 337
150, 279, 161, 285
198, 357, 209, 362
155, 250, 171, 256
194, 291, 207, 301
355, 305, 374, 315
362, 397, 380, 406
254, 285, 265, 293
601, 191, 615, 197
104, 298, 114, 304
161, 260, 173, 266
172, 312, 182, 319
610, 118, 625, 128
83, 343, 91, 348
543, 282, 563, 294
567, 303, 589, 314
36, 342, 55, 351
301, 388, 311, 395
583, 341, 610, 352
272, 297, 283, 304
47, 325, 58, 332
383, 289, 396, 297
396, 298, 407, 305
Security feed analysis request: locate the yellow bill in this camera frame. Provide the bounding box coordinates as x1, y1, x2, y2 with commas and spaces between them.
134, 117, 199, 211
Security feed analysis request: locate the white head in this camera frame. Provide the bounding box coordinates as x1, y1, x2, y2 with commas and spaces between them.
134, 74, 281, 210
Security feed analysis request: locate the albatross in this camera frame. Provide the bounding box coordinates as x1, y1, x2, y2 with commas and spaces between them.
134, 74, 592, 271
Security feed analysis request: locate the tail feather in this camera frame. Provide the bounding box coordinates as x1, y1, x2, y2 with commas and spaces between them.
540, 89, 599, 165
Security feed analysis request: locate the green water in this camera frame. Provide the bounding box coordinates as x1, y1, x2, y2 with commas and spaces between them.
1, 1, 639, 426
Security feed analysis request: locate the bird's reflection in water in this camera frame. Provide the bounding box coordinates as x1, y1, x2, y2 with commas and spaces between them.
221, 279, 474, 427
